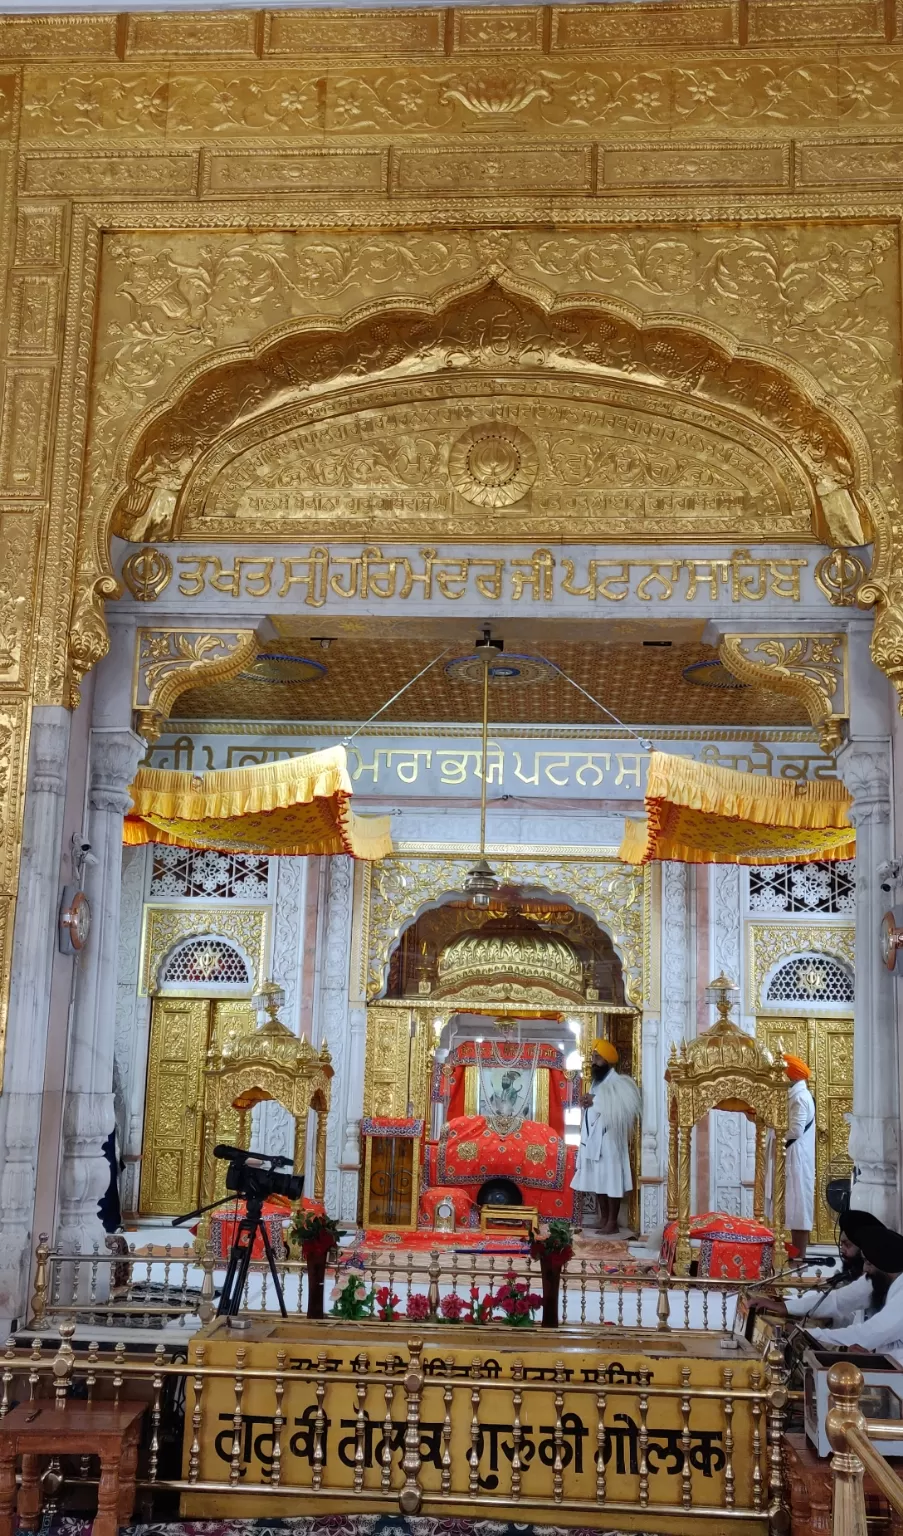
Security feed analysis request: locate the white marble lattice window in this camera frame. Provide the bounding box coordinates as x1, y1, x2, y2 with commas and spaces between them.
149, 845, 270, 901
765, 954, 854, 1006
748, 861, 855, 915
159, 936, 252, 989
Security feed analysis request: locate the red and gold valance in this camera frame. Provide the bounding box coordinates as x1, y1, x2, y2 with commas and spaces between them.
123, 744, 392, 860
619, 751, 854, 866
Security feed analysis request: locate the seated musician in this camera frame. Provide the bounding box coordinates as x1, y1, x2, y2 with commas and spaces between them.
807, 1225, 903, 1354
749, 1208, 885, 1326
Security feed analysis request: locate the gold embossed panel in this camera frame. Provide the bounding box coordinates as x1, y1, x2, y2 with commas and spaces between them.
185, 379, 810, 544
139, 995, 210, 1216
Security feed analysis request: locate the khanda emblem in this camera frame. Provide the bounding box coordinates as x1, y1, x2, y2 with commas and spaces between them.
121, 546, 173, 602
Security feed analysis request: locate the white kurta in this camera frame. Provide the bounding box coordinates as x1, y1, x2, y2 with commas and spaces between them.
785, 1079, 816, 1232
571, 1073, 639, 1199
811, 1273, 903, 1352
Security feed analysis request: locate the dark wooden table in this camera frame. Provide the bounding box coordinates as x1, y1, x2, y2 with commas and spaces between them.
784, 1429, 903, 1535
0, 1401, 145, 1536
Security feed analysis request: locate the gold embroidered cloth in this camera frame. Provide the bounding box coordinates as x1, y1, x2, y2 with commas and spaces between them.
123, 744, 392, 860
619, 752, 854, 866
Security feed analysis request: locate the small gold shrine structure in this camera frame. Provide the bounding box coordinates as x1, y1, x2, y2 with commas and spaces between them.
666, 975, 789, 1276
199, 982, 334, 1213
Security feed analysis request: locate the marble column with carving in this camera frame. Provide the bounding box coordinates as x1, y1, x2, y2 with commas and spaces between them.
115, 845, 150, 1217
649, 861, 693, 1235
0, 709, 71, 1322
708, 865, 748, 1216
314, 854, 354, 1215
58, 708, 144, 1253
840, 740, 899, 1222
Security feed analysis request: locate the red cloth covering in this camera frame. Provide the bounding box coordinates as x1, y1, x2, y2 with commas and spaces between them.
435, 1042, 573, 1136
424, 1115, 577, 1223
209, 1200, 288, 1264
660, 1212, 775, 1280
419, 1186, 479, 1230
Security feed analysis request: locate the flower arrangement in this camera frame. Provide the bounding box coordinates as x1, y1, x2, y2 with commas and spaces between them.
465, 1284, 495, 1325
439, 1293, 466, 1322
375, 1286, 401, 1321
289, 1209, 342, 1255
494, 1269, 543, 1326
530, 1219, 574, 1269
330, 1268, 374, 1320
406, 1293, 432, 1321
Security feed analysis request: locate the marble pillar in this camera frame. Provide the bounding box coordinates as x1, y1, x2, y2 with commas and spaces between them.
0, 708, 70, 1321
58, 724, 144, 1253
647, 861, 692, 1235
839, 622, 899, 1225
314, 854, 354, 1215
841, 740, 899, 1223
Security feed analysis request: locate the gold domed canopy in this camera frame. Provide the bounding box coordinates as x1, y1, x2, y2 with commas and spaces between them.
434, 927, 585, 1004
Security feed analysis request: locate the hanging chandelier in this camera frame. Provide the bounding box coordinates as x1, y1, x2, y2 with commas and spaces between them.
463, 627, 502, 909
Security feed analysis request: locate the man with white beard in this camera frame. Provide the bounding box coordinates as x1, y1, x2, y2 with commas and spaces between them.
571, 1038, 642, 1235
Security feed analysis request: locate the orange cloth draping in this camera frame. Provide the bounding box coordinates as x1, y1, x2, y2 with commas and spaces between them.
123, 744, 392, 860
619, 752, 854, 866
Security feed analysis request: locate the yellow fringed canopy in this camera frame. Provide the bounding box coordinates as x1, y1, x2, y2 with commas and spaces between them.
619, 752, 854, 866
124, 745, 393, 860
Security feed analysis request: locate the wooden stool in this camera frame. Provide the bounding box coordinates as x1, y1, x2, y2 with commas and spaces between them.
0, 1402, 145, 1536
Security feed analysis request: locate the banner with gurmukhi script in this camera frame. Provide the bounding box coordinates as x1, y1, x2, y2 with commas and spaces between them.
181, 1328, 769, 1527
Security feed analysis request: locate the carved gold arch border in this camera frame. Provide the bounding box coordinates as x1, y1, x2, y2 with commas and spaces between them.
139, 903, 268, 996
69, 265, 884, 701
133, 626, 259, 742
747, 920, 855, 1013
362, 847, 648, 1007
719, 633, 848, 755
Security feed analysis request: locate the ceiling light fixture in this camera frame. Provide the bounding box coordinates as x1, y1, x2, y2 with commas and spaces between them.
463, 627, 502, 909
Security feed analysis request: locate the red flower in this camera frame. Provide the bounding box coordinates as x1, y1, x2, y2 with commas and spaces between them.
406, 1293, 430, 1321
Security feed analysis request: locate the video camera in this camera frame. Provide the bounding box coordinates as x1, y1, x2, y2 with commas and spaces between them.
213, 1143, 304, 1204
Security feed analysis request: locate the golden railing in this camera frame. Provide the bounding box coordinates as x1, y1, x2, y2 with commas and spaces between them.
0, 1322, 790, 1528
828, 1362, 903, 1536
28, 1235, 816, 1335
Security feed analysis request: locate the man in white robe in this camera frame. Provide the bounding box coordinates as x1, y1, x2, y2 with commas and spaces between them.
749, 1208, 885, 1325
571, 1038, 642, 1235
783, 1053, 816, 1260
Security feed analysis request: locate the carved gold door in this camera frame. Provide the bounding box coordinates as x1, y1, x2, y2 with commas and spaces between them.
140, 995, 210, 1216
756, 1015, 853, 1243
140, 996, 256, 1215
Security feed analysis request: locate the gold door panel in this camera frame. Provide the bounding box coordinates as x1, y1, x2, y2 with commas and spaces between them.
140, 996, 211, 1216
756, 1014, 853, 1244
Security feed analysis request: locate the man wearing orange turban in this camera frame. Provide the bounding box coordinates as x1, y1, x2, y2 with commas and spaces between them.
783, 1053, 816, 1260
571, 1038, 642, 1235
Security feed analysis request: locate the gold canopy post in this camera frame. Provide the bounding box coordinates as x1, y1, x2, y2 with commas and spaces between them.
197, 984, 334, 1245
665, 974, 789, 1277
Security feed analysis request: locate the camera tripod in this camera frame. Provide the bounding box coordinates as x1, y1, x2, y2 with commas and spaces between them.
174, 1190, 289, 1319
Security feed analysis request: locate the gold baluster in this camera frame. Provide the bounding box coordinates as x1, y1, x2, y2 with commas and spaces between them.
312, 1351, 327, 1492
229, 1346, 247, 1485
749, 1366, 764, 1512
510, 1359, 524, 1502
579, 1260, 587, 1324
189, 1344, 205, 1484
428, 1251, 441, 1321
765, 1343, 788, 1526
399, 1337, 423, 1514
29, 1236, 50, 1329
27, 1338, 42, 1401
0, 1339, 16, 1418
595, 1379, 607, 1505
440, 1363, 453, 1496
656, 1270, 671, 1331
722, 1365, 735, 1509
552, 1359, 566, 1504
353, 1353, 369, 1493
638, 1367, 651, 1508
272, 1348, 286, 1487
149, 1343, 166, 1483
679, 1365, 692, 1508
199, 1254, 216, 1324
112, 1340, 126, 1407
468, 1358, 482, 1497
826, 1362, 868, 1536
381, 1378, 395, 1493
52, 1321, 75, 1409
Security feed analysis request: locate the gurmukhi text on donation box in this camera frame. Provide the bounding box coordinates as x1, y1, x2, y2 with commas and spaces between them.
181, 1321, 770, 1530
